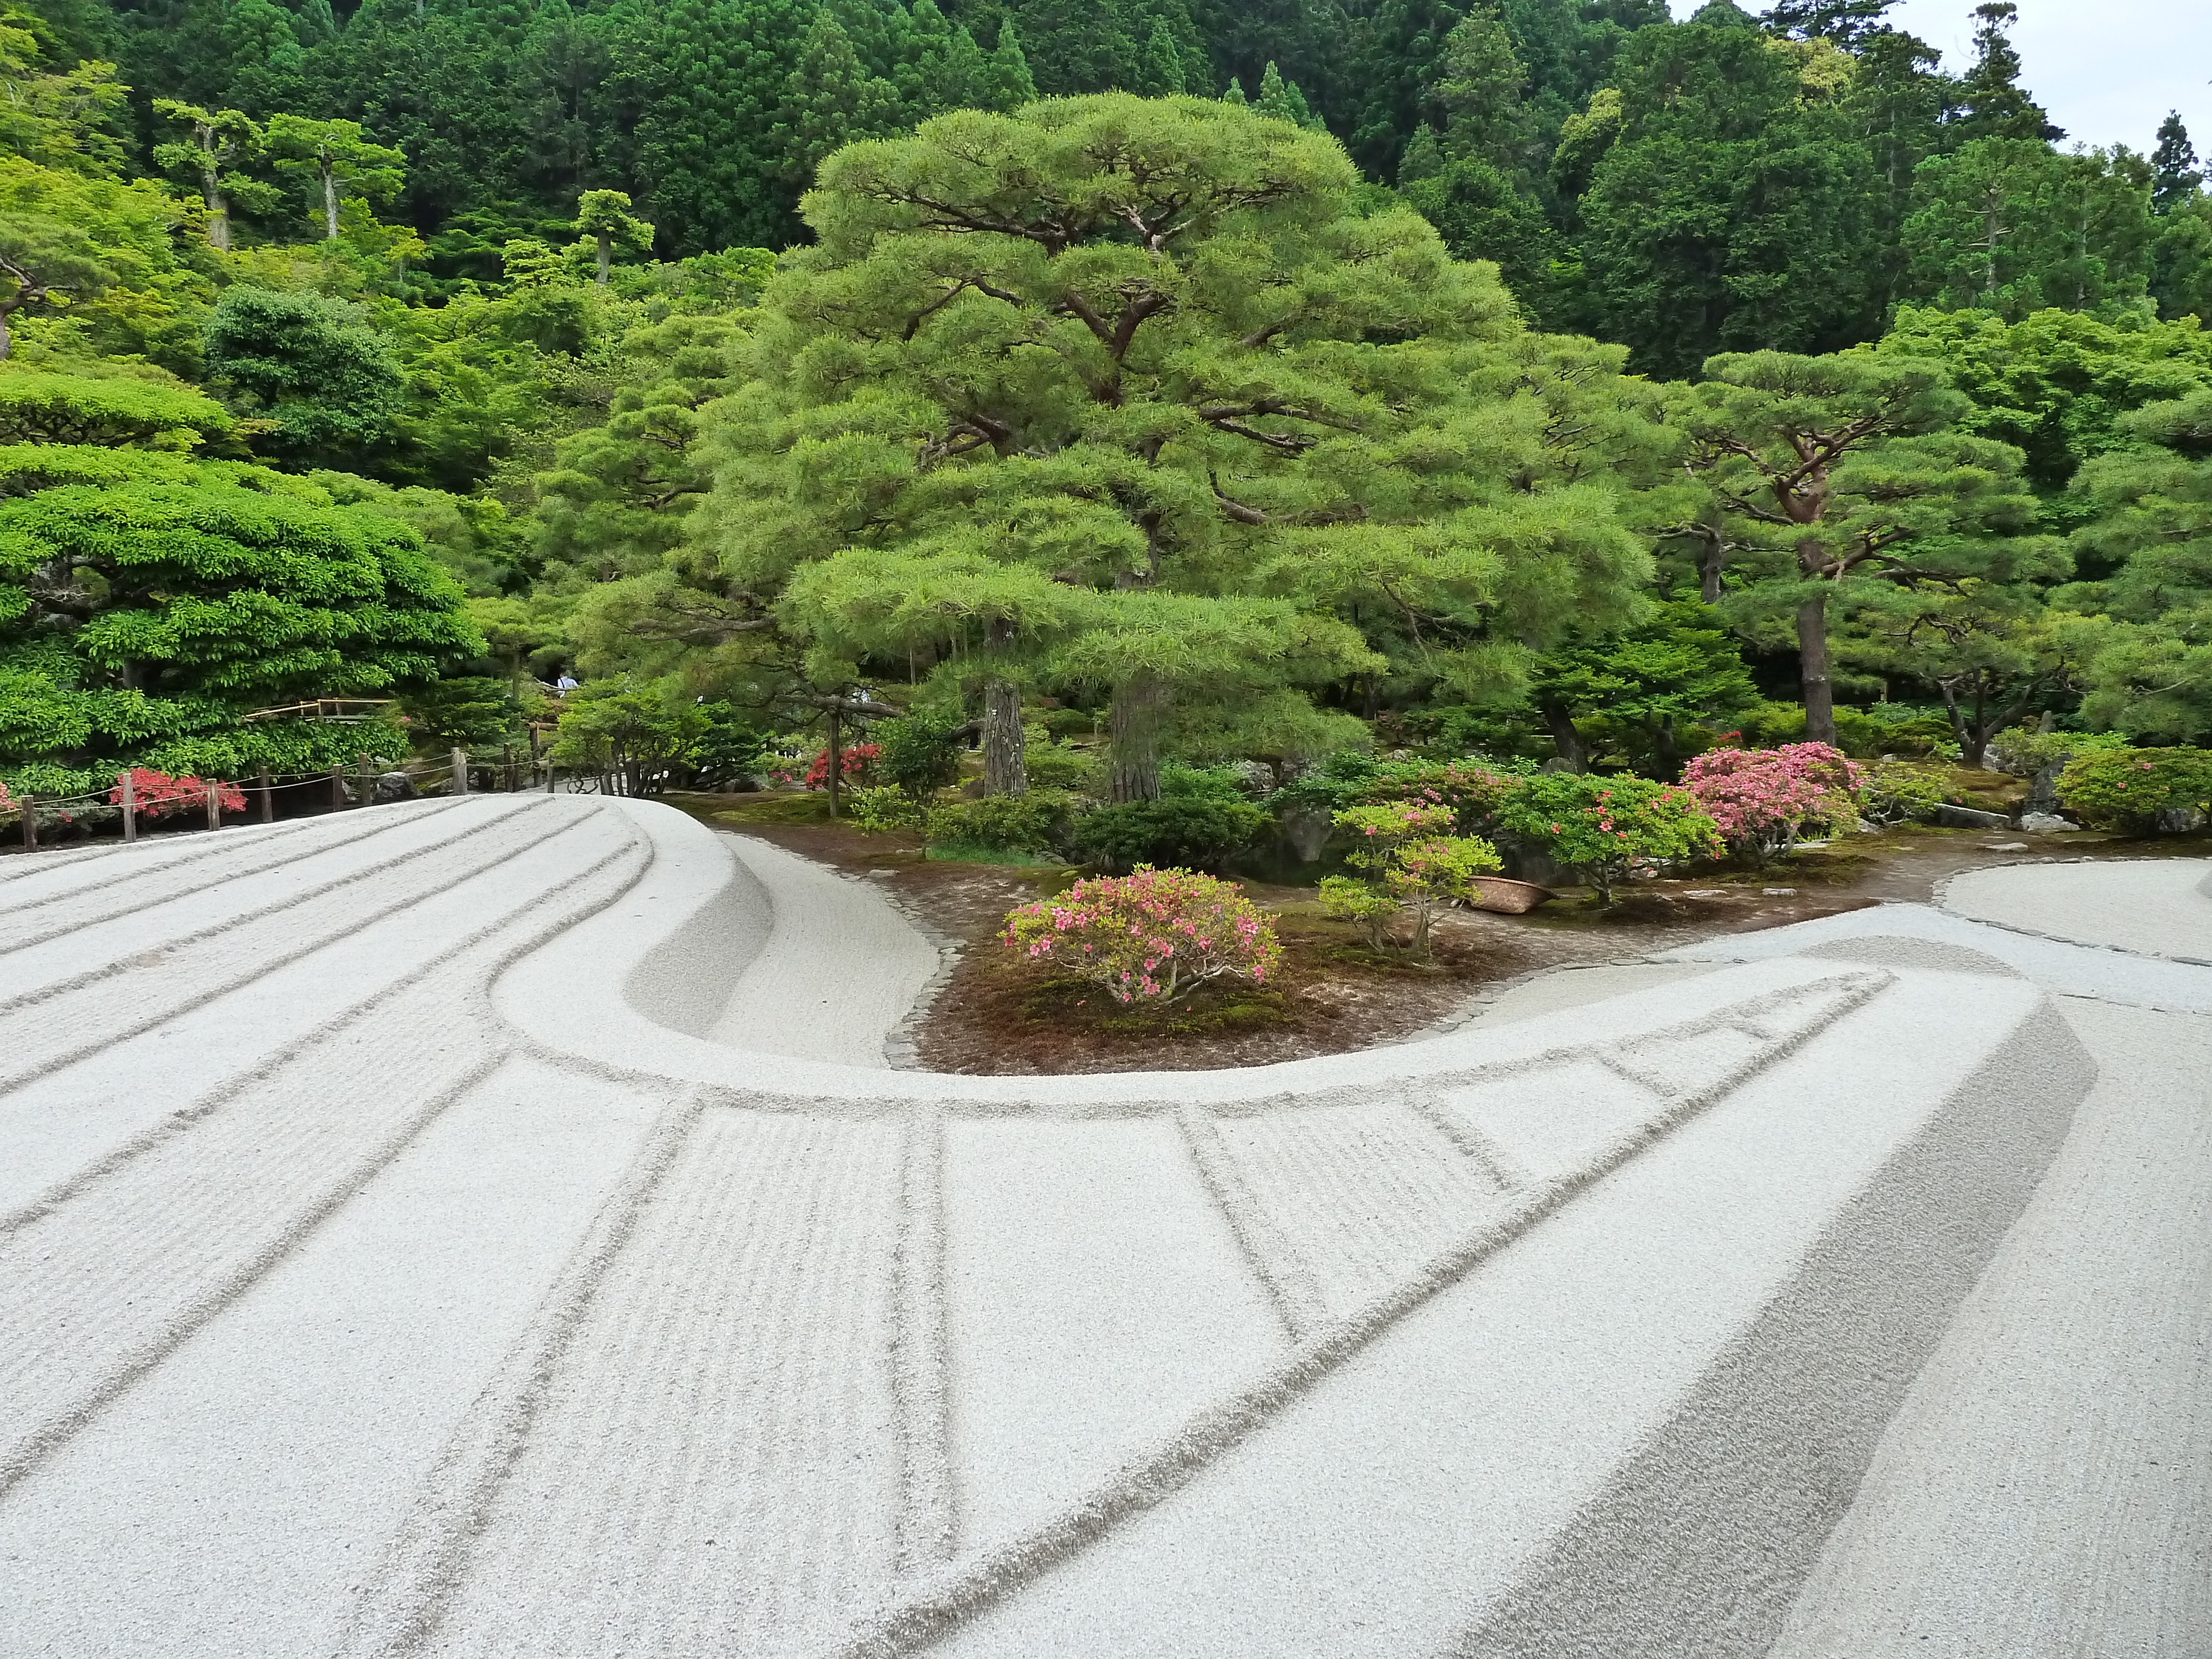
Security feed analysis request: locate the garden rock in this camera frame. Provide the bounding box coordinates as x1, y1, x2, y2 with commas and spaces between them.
1936, 803, 2012, 830
2156, 807, 2206, 833
1280, 805, 1333, 864
374, 771, 417, 803
2021, 812, 2077, 833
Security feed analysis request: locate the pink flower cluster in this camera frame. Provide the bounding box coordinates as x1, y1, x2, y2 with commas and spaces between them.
1000, 865, 1282, 1005
1679, 743, 1861, 846
107, 768, 247, 820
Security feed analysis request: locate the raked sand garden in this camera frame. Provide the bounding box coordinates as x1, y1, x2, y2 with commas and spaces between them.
0, 794, 2206, 1658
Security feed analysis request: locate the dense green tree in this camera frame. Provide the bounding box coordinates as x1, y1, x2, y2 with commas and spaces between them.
697, 95, 1650, 797
149, 98, 278, 252
1841, 577, 2074, 763
0, 374, 478, 794
202, 287, 404, 466
1569, 11, 1882, 375
617, 0, 811, 256
1525, 599, 1759, 771
2059, 389, 2212, 737
1678, 349, 2040, 745
1947, 2, 2061, 145
2151, 114, 2204, 217
572, 188, 654, 284
1873, 305, 2212, 497
1760, 0, 1896, 49
264, 114, 406, 243
1901, 139, 2155, 319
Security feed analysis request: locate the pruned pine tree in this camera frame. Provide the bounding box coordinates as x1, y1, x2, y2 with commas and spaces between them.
1679, 351, 2041, 746
264, 114, 404, 242
697, 94, 1651, 799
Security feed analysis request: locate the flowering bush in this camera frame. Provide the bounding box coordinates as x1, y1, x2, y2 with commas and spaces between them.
107, 768, 246, 821
1321, 801, 1501, 956
1000, 867, 1281, 1005
1491, 772, 1720, 901
763, 743, 879, 790
1680, 743, 1862, 863
2057, 747, 2212, 832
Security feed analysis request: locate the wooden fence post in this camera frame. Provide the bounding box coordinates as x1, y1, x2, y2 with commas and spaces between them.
503, 743, 515, 792
451, 748, 469, 796
357, 756, 375, 809
330, 766, 344, 812
204, 780, 221, 831
258, 764, 273, 823
120, 770, 137, 843
20, 794, 34, 853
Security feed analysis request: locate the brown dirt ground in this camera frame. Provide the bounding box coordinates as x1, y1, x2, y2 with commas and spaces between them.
667, 791, 2212, 1076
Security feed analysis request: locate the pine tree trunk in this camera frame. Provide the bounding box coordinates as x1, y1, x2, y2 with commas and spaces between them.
205, 186, 230, 252
1797, 592, 1835, 748
322, 163, 340, 240
825, 705, 843, 818
1107, 672, 1165, 803
596, 231, 611, 285
1538, 697, 1588, 771
982, 677, 1027, 795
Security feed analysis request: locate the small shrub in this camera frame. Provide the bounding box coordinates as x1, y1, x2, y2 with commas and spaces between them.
1492, 772, 1720, 902
1988, 728, 2130, 780
927, 791, 1068, 853
1324, 800, 1501, 956
1001, 866, 1281, 1005
1316, 874, 1400, 948
1680, 743, 1863, 864
2057, 747, 2212, 832
108, 767, 247, 820
1857, 759, 1950, 826
1069, 794, 1267, 873
1020, 724, 1092, 790
875, 711, 967, 800
1272, 753, 1520, 837
845, 784, 926, 833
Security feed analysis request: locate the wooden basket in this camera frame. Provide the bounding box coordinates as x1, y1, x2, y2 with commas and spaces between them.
1470, 875, 1552, 915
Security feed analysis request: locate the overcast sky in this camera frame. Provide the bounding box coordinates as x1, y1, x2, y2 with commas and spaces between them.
1667, 0, 2212, 159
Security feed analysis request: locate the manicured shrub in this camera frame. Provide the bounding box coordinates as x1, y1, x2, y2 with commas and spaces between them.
844, 784, 926, 833
1068, 794, 1268, 873
2057, 747, 2212, 832
1680, 743, 1862, 863
874, 711, 967, 800
1320, 801, 1501, 956
927, 791, 1068, 854
1491, 772, 1720, 901
1856, 759, 1950, 826
1272, 753, 1519, 837
1001, 867, 1281, 1005
107, 767, 246, 820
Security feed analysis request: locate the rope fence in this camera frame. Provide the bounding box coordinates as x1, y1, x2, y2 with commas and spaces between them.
2, 743, 560, 857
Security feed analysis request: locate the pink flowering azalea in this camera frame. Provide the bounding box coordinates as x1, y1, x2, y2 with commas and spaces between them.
1680, 743, 1861, 864
1000, 866, 1281, 1005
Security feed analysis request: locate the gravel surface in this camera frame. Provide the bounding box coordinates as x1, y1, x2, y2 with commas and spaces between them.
0, 799, 2199, 1659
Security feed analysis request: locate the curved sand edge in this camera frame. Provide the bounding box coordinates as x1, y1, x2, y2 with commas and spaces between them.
0, 798, 2196, 1658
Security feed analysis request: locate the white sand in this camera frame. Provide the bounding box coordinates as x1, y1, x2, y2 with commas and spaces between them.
0, 801, 2200, 1658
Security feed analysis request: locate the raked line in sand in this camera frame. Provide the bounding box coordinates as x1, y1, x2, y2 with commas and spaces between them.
0, 798, 2200, 1658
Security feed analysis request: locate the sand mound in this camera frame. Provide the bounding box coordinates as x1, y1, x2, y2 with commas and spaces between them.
0, 798, 2198, 1658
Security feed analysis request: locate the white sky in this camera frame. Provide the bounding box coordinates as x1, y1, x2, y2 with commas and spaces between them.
1667, 0, 2212, 159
